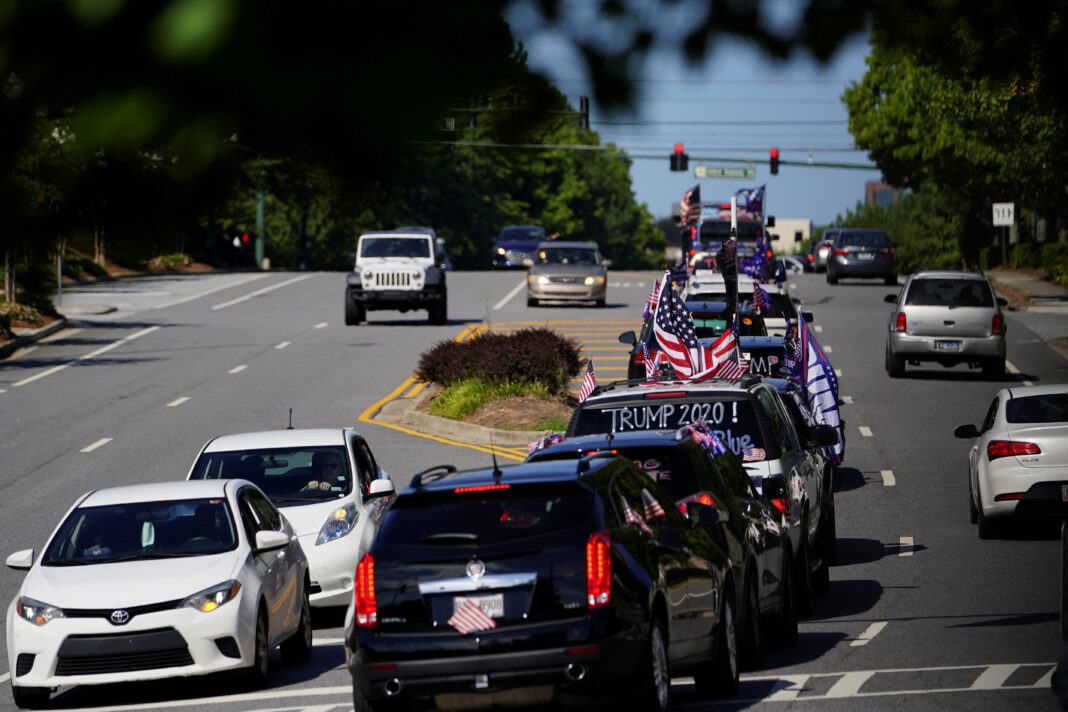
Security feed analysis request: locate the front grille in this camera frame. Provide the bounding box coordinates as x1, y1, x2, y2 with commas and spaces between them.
16, 653, 35, 676
549, 276, 583, 284
63, 598, 183, 624
214, 636, 241, 658
56, 627, 193, 676
372, 272, 411, 288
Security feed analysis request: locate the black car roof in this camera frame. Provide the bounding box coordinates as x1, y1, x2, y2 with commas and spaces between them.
401, 456, 623, 495
528, 429, 691, 459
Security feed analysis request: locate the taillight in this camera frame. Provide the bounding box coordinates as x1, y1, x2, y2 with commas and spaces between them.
586, 531, 611, 609
697, 492, 714, 507
354, 553, 376, 627
689, 248, 696, 257
879, 248, 894, 256
806, 255, 814, 263
835, 249, 848, 256
995, 493, 1025, 501
987, 440, 1041, 461
992, 313, 1005, 335
894, 312, 906, 333
766, 249, 773, 259
771, 498, 788, 515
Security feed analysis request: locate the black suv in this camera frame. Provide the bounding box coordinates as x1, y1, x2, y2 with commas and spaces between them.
526, 428, 798, 665
345, 456, 739, 712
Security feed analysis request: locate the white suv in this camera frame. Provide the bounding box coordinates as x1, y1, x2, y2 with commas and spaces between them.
345, 229, 447, 325
683, 272, 811, 338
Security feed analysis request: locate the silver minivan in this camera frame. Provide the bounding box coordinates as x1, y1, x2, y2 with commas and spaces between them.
884, 271, 1008, 379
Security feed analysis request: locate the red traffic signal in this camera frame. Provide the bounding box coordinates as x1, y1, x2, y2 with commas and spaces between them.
670, 143, 689, 172
770, 148, 780, 175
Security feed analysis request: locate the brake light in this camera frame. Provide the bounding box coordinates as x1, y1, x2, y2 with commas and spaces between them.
354, 553, 376, 627
994, 493, 1025, 501
645, 391, 688, 398
806, 254, 814, 263
586, 531, 611, 609
454, 484, 510, 493
879, 248, 894, 256
634, 349, 645, 363
771, 498, 788, 515
992, 313, 1005, 335
697, 492, 714, 506
835, 249, 848, 256
987, 440, 1041, 461
766, 249, 773, 259
689, 248, 696, 257
894, 312, 906, 333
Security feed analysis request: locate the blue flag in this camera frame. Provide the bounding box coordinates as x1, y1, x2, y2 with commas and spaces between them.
798, 312, 843, 464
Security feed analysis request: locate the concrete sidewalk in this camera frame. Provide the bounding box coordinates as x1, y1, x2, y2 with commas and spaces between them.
986, 267, 1068, 310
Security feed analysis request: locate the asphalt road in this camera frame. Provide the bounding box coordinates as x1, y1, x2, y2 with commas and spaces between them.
0, 269, 1065, 711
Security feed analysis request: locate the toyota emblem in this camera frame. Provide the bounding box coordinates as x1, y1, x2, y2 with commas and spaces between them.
109, 610, 130, 626
465, 559, 486, 580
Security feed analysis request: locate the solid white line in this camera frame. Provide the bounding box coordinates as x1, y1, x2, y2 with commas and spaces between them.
970, 664, 1016, 690
899, 536, 914, 556
211, 274, 313, 310
166, 396, 190, 407
229, 364, 247, 374
13, 326, 160, 387
842, 395, 854, 404
314, 322, 328, 329
850, 622, 888, 647
881, 470, 896, 487
276, 341, 291, 350
80, 438, 113, 453
824, 344, 833, 353
154, 273, 270, 309
494, 279, 528, 310
1006, 359, 1033, 386
826, 670, 875, 695
859, 426, 873, 437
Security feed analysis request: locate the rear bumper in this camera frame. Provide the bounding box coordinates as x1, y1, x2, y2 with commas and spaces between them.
888, 332, 1004, 362
829, 257, 895, 278
984, 476, 1068, 520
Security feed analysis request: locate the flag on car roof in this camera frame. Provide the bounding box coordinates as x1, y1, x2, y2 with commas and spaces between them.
641, 278, 661, 320
653, 281, 706, 378
736, 184, 765, 217
578, 359, 597, 402
752, 284, 770, 314
799, 312, 843, 465
695, 321, 748, 378
680, 184, 701, 226
448, 599, 498, 635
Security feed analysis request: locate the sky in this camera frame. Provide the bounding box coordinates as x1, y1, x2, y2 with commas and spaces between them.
509, 7, 885, 230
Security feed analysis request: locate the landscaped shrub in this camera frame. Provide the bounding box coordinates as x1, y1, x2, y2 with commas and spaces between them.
417, 328, 582, 395
1043, 244, 1068, 288
62, 255, 109, 280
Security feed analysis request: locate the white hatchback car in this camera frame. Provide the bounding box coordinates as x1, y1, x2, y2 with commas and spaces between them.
955, 385, 1068, 538
186, 428, 394, 608
5, 480, 310, 709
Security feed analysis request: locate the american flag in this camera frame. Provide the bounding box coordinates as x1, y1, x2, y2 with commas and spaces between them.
752, 285, 770, 314
680, 184, 701, 226
696, 321, 749, 378
578, 359, 597, 402
622, 497, 653, 535
641, 489, 666, 519
526, 432, 565, 455
683, 422, 728, 456
448, 599, 498, 635
653, 281, 706, 378
715, 237, 737, 278
742, 447, 767, 462
800, 312, 844, 465
641, 279, 661, 320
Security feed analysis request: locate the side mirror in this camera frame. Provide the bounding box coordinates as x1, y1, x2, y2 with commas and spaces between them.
601, 259, 613, 267
954, 424, 980, 439
801, 311, 814, 323
6, 548, 33, 570
346, 252, 356, 269
618, 331, 637, 345
884, 294, 899, 304
253, 530, 290, 554
367, 478, 395, 499
997, 297, 1008, 307
807, 424, 840, 449
766, 216, 776, 227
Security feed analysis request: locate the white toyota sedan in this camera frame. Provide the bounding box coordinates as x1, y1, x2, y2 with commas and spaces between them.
955, 385, 1068, 538
186, 428, 395, 608
5, 480, 311, 709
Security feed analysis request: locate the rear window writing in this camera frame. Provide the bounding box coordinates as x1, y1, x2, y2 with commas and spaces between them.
571, 398, 764, 456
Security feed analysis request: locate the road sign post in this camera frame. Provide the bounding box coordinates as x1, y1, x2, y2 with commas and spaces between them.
993, 203, 1014, 267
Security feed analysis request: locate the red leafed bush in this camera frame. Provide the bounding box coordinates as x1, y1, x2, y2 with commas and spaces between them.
416, 328, 582, 395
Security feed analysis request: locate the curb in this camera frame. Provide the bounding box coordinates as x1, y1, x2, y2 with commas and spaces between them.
0, 317, 69, 360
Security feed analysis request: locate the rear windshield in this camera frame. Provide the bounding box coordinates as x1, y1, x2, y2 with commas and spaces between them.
623, 447, 703, 502
839, 231, 889, 248
904, 278, 993, 307
571, 397, 765, 458
691, 313, 766, 337
690, 291, 793, 321
1006, 394, 1068, 424
189, 446, 352, 503
378, 489, 594, 546
360, 237, 430, 258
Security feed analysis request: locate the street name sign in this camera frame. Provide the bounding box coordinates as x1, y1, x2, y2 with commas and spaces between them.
695, 165, 755, 179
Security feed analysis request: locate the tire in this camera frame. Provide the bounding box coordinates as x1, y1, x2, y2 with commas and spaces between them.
345, 298, 364, 326
795, 526, 813, 618
281, 586, 313, 664
812, 499, 835, 594
626, 616, 671, 712
826, 269, 838, 285
884, 274, 897, 285
527, 297, 538, 307
245, 609, 270, 689
771, 549, 798, 646
695, 585, 739, 698
885, 343, 905, 378
427, 293, 447, 325
595, 298, 606, 308
968, 472, 979, 524
740, 571, 762, 669
11, 686, 50, 709
982, 357, 1005, 380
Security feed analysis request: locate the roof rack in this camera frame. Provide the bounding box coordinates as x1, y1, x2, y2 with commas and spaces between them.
410, 464, 457, 488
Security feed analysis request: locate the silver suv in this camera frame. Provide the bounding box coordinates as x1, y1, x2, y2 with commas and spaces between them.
884, 271, 1007, 379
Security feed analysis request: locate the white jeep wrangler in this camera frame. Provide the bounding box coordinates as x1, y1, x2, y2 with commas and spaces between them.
345, 230, 448, 325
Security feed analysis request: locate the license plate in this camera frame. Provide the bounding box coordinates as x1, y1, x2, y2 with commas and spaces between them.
1062, 485, 1068, 502
453, 594, 504, 618
935, 340, 960, 352
856, 252, 874, 260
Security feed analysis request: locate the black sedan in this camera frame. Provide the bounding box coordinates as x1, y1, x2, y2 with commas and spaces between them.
527, 428, 798, 666
345, 456, 739, 712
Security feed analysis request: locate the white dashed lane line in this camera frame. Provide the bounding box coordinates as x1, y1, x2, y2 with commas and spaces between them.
899, 536, 914, 556
1006, 359, 1033, 386
835, 368, 842, 377
211, 274, 313, 311
881, 470, 896, 486
167, 397, 190, 407
276, 341, 291, 350
859, 426, 873, 437
80, 438, 113, 453
824, 344, 833, 353
842, 395, 854, 404
229, 364, 248, 374
850, 621, 888, 647
814, 324, 823, 333
314, 322, 328, 329
13, 325, 160, 387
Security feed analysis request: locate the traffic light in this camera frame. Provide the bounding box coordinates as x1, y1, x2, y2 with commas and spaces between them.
770, 148, 780, 175
670, 143, 688, 172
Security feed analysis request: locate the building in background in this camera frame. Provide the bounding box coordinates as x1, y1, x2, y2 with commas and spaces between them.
866, 180, 901, 208
767, 218, 811, 255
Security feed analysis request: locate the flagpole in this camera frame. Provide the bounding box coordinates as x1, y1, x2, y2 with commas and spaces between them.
729, 196, 739, 341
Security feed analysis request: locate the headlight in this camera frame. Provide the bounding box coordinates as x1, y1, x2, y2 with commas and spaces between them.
16, 597, 64, 626
316, 503, 358, 545
180, 580, 242, 613
537, 275, 550, 285
584, 275, 605, 286
362, 270, 374, 282
496, 247, 506, 255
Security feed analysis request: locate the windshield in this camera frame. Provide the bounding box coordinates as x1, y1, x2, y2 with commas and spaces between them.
360, 237, 430, 258
498, 226, 546, 242
690, 313, 766, 337
571, 397, 765, 459
1006, 394, 1068, 424
535, 247, 600, 265
189, 446, 352, 503
42, 498, 238, 565
905, 278, 993, 307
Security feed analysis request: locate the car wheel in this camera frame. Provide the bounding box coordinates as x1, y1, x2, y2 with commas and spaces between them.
11, 686, 50, 709
627, 616, 671, 711
527, 297, 538, 307
427, 294, 447, 325
695, 584, 739, 698
281, 586, 313, 663
968, 471, 979, 524
795, 525, 813, 617
595, 298, 606, 308
976, 482, 999, 539
826, 269, 838, 285
245, 608, 270, 689
740, 570, 762, 669
345, 298, 364, 326
771, 549, 798, 646
884, 274, 897, 285
982, 357, 1005, 380
885, 343, 905, 378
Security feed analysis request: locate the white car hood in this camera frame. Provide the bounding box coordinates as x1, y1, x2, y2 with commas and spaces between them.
358, 257, 429, 268
279, 498, 352, 538
23, 554, 239, 608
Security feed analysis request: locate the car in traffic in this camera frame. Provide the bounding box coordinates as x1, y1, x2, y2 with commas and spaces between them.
525, 428, 798, 663
564, 376, 839, 616
493, 225, 546, 269
683, 274, 813, 339
344, 456, 739, 712
186, 428, 395, 608
775, 256, 805, 275
954, 384, 1068, 538
526, 241, 607, 307
345, 229, 448, 325
804, 238, 834, 273
5, 480, 311, 708
824, 228, 897, 285
884, 271, 1008, 379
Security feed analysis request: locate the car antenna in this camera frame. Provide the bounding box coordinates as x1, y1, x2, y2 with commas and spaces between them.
489, 432, 503, 480
287, 407, 294, 430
